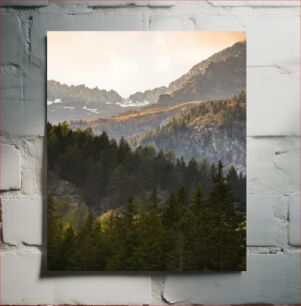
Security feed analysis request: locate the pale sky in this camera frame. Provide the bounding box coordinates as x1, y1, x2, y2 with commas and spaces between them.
47, 31, 246, 98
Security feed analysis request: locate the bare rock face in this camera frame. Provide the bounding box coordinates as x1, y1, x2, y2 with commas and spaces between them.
48, 80, 124, 103
158, 41, 246, 105
78, 100, 202, 141
53, 41, 247, 174
120, 41, 246, 107
47, 81, 146, 123
48, 171, 84, 206
169, 41, 246, 93
129, 86, 168, 105
130, 92, 246, 173
170, 123, 246, 174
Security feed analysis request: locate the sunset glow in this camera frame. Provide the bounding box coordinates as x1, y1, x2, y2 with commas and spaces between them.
47, 31, 246, 97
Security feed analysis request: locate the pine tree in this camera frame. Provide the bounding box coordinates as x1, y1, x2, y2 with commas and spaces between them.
149, 187, 161, 209
106, 164, 128, 206
131, 205, 167, 271
71, 212, 102, 270
227, 165, 246, 214
176, 186, 189, 209
207, 161, 245, 270
166, 231, 185, 271
163, 193, 180, 229
47, 122, 246, 271
59, 224, 76, 270
182, 185, 209, 270
47, 196, 64, 270
191, 184, 205, 211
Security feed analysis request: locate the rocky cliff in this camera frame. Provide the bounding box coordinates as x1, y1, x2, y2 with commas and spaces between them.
129, 86, 168, 105
130, 92, 246, 173
72, 100, 202, 140
158, 41, 246, 105
128, 41, 246, 105
47, 81, 151, 123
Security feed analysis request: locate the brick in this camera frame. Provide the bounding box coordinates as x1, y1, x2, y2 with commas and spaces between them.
1, 65, 45, 136
247, 13, 300, 67
0, 143, 21, 191
162, 253, 299, 304
19, 137, 44, 196
148, 1, 175, 7
247, 195, 277, 246
52, 0, 174, 7
2, 198, 43, 246
248, 66, 300, 136
1, 13, 23, 65
86, 1, 148, 7
1, 19, 46, 137
102, 12, 142, 30
149, 15, 194, 30
2, 251, 151, 304
248, 137, 299, 197
207, 0, 300, 7
1, 65, 23, 102
1, 66, 24, 135
151, 275, 164, 304
2, 251, 55, 304
288, 193, 300, 246
21, 66, 46, 136
0, 0, 49, 6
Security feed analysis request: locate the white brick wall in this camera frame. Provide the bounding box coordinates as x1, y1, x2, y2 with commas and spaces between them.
2, 198, 43, 246
0, 143, 21, 190
0, 0, 49, 6
162, 253, 300, 304
0, 0, 300, 304
2, 251, 151, 304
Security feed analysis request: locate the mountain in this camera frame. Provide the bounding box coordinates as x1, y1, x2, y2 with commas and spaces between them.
168, 41, 246, 93
158, 41, 246, 105
129, 92, 246, 173
48, 80, 124, 103
48, 41, 246, 124
74, 41, 246, 139
48, 120, 246, 214
47, 81, 151, 123
128, 41, 246, 105
71, 100, 203, 140
129, 86, 168, 105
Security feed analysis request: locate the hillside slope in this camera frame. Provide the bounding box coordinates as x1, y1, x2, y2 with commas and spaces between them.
47, 81, 150, 123
130, 41, 246, 105
71, 100, 203, 140
130, 92, 246, 173
158, 42, 246, 105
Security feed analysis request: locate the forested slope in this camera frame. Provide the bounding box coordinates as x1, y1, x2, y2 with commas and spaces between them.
130, 92, 246, 173
47, 123, 246, 271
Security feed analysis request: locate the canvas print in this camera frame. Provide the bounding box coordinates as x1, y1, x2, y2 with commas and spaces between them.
47, 31, 246, 271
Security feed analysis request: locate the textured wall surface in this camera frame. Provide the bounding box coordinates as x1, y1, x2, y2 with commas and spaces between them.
0, 0, 300, 304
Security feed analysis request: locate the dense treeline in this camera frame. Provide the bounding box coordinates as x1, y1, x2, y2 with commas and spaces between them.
47, 122, 246, 271
48, 162, 246, 271
132, 92, 246, 141
48, 122, 246, 213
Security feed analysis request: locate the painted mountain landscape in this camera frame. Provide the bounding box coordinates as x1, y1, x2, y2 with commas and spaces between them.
47, 32, 246, 271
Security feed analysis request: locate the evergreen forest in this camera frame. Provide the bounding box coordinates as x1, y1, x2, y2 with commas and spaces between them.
47, 122, 246, 271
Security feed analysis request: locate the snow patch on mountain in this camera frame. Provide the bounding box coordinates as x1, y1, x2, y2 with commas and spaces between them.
83, 106, 100, 114
116, 99, 150, 108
